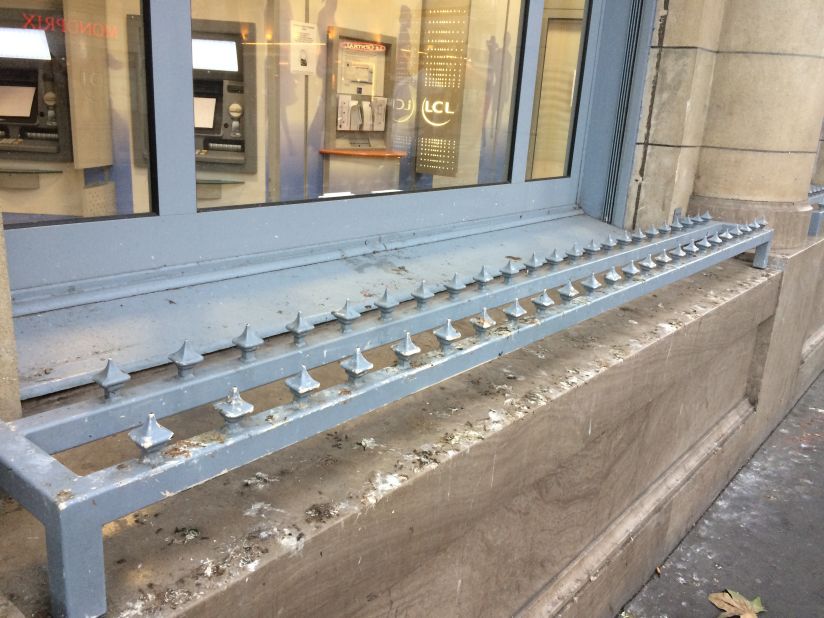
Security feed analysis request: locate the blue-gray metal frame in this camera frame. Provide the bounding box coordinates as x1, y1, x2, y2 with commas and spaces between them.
0, 217, 771, 617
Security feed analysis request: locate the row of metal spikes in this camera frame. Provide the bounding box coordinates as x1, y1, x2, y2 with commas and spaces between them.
125, 215, 768, 464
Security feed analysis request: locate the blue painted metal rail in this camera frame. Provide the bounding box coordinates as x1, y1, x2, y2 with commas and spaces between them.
0, 215, 772, 617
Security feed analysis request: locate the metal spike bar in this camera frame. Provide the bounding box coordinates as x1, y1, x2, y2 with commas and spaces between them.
680, 215, 694, 228
631, 227, 647, 243
286, 311, 314, 347
622, 261, 641, 279
669, 246, 687, 260
375, 288, 399, 321
214, 387, 254, 425
696, 235, 712, 250
639, 254, 657, 270
285, 365, 320, 403
658, 221, 672, 235
580, 273, 602, 294
471, 308, 497, 338
474, 265, 497, 289
129, 413, 174, 465
433, 319, 462, 353
168, 341, 204, 379
524, 253, 545, 277
683, 240, 700, 255
604, 267, 622, 285
584, 239, 602, 255
503, 298, 528, 324
392, 332, 421, 369
567, 243, 584, 260
332, 299, 362, 333
701, 211, 713, 222
654, 252, 673, 265
531, 290, 555, 315
603, 235, 618, 251
411, 281, 435, 309
93, 359, 130, 399
645, 225, 660, 238
444, 273, 467, 300
341, 348, 374, 383
728, 225, 742, 237
547, 249, 566, 266
719, 228, 734, 241
670, 217, 684, 232
616, 229, 633, 245
500, 260, 522, 283
708, 232, 723, 245
558, 280, 580, 301
233, 325, 264, 362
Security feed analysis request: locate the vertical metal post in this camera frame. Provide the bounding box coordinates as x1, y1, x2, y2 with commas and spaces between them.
753, 240, 772, 270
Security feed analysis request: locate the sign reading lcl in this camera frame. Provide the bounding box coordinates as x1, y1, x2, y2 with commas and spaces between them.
421, 97, 457, 127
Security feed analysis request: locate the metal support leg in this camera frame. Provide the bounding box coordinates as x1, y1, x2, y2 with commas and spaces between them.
753, 240, 772, 270
45, 509, 106, 618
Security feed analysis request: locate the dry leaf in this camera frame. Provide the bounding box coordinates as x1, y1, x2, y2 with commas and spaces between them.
708, 589, 765, 618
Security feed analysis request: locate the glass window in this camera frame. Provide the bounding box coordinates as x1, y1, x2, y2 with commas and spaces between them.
527, 0, 587, 180
188, 0, 523, 209
0, 1, 152, 226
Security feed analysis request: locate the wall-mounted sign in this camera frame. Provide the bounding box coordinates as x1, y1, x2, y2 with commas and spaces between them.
289, 20, 318, 75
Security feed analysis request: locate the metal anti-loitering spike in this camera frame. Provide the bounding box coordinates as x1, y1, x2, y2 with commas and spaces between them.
341, 348, 374, 383
471, 308, 497, 338
683, 240, 700, 255
581, 273, 601, 294
749, 219, 762, 230
584, 239, 602, 255
503, 298, 527, 324
604, 267, 622, 285
740, 222, 752, 234
658, 221, 672, 235
285, 365, 320, 403
669, 245, 687, 260
728, 225, 742, 237
670, 217, 684, 232
755, 216, 767, 227
603, 235, 618, 250
697, 235, 712, 249
233, 325, 264, 362
168, 341, 203, 379
567, 243, 584, 260
129, 413, 173, 465
645, 225, 660, 238
474, 265, 497, 289
719, 228, 734, 241
654, 252, 673, 265
532, 290, 555, 314
434, 319, 462, 353
500, 260, 522, 283
701, 211, 713, 222
93, 359, 130, 399
524, 253, 545, 276
680, 215, 694, 228
708, 232, 723, 245
392, 333, 421, 369
444, 273, 467, 299
286, 311, 314, 347
547, 249, 566, 266
616, 230, 633, 245
332, 299, 361, 333
690, 215, 704, 226
631, 227, 647, 243
376, 288, 399, 321
558, 280, 579, 301
214, 387, 254, 425
622, 262, 641, 279
411, 281, 434, 309
639, 254, 657, 271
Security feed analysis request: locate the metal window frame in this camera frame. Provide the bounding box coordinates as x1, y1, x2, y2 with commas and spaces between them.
3, 0, 642, 312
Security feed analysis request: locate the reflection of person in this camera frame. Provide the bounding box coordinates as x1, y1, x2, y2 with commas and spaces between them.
479, 31, 513, 183
392, 5, 418, 190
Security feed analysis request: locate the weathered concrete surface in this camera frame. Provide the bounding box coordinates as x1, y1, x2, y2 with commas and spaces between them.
0, 258, 781, 617
623, 368, 824, 617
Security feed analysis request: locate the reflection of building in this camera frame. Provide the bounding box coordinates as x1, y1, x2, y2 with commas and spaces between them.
1, 0, 824, 616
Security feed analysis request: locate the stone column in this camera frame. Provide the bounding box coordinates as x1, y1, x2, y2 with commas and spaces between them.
690, 0, 824, 249
0, 226, 21, 421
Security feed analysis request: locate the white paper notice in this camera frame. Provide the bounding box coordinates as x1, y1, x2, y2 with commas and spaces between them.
0, 85, 36, 118
193, 97, 217, 129
290, 21, 318, 75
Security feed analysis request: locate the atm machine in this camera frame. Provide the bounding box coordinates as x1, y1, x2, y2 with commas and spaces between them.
127, 16, 256, 200
0, 9, 73, 191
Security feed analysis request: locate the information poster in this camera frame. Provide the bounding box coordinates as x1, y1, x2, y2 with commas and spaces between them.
290, 21, 318, 75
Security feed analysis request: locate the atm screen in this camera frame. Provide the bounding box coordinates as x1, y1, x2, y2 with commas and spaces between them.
192, 38, 239, 72
193, 96, 217, 129
0, 28, 51, 60
0, 85, 36, 118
